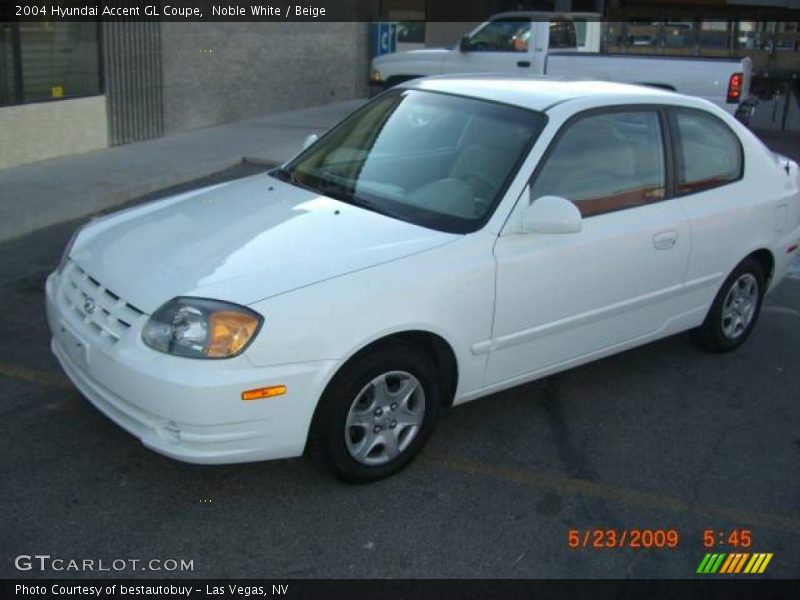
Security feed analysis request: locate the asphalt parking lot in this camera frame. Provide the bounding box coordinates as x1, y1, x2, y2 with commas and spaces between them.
1, 157, 799, 579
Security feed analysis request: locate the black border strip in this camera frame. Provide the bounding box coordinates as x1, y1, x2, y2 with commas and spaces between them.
3, 579, 800, 600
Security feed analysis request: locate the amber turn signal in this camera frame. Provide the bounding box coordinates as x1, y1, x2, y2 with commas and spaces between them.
241, 385, 287, 401
206, 311, 261, 358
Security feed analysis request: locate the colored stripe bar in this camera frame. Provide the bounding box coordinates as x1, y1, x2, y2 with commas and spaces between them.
744, 554, 761, 573
708, 553, 726, 573
697, 552, 773, 575
696, 554, 713, 574
733, 553, 749, 573
719, 554, 737, 574
757, 554, 773, 574
702, 553, 719, 573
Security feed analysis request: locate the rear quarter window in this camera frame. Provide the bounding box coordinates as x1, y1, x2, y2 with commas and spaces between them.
672, 109, 743, 194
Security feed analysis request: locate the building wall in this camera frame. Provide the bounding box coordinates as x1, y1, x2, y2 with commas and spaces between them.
0, 22, 371, 168
0, 96, 108, 169
103, 22, 164, 145
159, 22, 370, 135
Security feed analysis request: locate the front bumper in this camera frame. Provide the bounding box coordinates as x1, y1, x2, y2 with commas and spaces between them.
46, 271, 338, 464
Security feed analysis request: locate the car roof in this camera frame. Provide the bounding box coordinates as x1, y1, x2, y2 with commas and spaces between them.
403, 75, 694, 113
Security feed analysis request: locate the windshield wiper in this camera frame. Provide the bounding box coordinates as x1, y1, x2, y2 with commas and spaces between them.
272, 168, 358, 206
276, 169, 405, 222
314, 177, 356, 202
271, 166, 296, 184
348, 195, 407, 221
313, 176, 406, 222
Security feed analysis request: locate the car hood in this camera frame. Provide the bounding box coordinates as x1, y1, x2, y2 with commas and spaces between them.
70, 173, 458, 314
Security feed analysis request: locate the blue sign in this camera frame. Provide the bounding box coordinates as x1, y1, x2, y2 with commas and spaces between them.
371, 22, 397, 57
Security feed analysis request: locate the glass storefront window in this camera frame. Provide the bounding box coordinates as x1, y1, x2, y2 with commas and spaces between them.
0, 22, 101, 106
663, 21, 695, 54
0, 22, 19, 106
602, 11, 798, 71
737, 21, 757, 50
776, 22, 799, 51
604, 21, 626, 53
699, 21, 731, 52
396, 22, 425, 44
625, 20, 660, 52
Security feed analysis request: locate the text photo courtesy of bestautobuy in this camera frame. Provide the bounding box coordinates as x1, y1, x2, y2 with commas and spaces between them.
16, 584, 289, 598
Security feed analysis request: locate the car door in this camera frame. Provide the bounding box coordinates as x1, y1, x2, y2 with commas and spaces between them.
444, 18, 537, 75
485, 107, 691, 387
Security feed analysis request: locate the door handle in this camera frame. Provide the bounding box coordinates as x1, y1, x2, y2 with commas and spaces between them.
653, 230, 677, 250
517, 61, 531, 68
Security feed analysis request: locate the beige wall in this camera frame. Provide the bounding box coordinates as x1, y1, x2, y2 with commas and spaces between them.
0, 96, 108, 169
159, 22, 371, 135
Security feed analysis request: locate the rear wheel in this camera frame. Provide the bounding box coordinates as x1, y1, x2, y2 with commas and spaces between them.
307, 343, 440, 483
692, 257, 766, 353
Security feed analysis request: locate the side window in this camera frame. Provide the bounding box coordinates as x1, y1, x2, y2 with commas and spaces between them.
673, 110, 742, 194
467, 19, 531, 53
549, 20, 577, 49
530, 111, 666, 217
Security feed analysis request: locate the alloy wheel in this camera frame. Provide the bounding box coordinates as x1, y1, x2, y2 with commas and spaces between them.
344, 370, 426, 466
721, 273, 758, 340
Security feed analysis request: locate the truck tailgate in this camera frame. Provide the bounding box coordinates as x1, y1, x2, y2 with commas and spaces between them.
545, 53, 751, 114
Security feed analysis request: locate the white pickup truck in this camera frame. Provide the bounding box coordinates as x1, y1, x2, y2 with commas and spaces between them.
371, 13, 752, 113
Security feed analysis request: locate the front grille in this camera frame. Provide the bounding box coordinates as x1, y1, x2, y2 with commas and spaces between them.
60, 261, 146, 346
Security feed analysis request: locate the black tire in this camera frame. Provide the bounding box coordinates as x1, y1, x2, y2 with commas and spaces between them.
692, 256, 766, 353
307, 342, 441, 483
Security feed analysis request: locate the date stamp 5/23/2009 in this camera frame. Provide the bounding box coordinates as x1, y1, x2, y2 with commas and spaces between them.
567, 528, 681, 550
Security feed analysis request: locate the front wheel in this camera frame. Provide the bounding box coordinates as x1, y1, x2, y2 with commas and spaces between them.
307, 343, 441, 483
692, 257, 766, 353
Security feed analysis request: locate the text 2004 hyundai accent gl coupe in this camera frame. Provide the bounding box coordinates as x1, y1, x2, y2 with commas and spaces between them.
46, 77, 800, 482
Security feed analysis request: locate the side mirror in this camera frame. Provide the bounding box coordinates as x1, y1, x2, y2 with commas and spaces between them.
522, 194, 582, 234
459, 36, 472, 52
302, 133, 319, 150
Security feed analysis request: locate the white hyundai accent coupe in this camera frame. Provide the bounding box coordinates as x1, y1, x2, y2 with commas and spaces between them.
47, 77, 800, 482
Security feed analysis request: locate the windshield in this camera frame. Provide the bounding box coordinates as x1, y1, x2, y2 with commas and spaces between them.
276, 89, 546, 233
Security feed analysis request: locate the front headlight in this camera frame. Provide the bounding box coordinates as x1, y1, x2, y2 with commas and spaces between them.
370, 69, 382, 82
142, 297, 263, 359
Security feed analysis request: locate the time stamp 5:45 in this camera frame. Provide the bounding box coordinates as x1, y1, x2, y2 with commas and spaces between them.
704, 529, 752, 549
